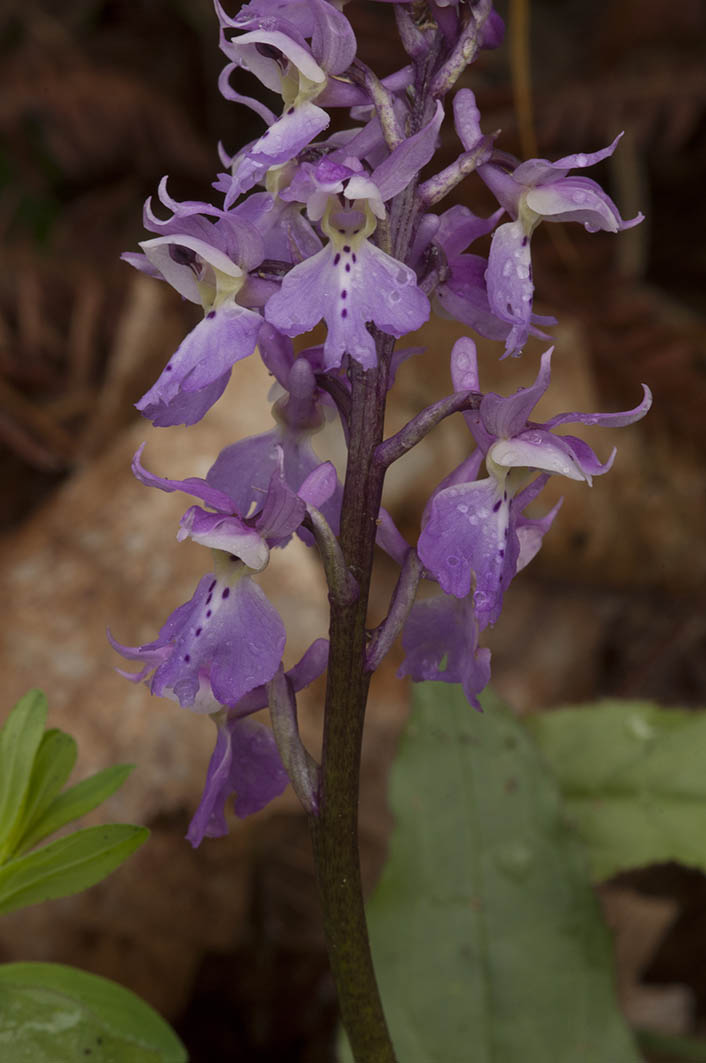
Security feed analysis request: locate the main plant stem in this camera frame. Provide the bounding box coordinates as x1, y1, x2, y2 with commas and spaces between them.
310, 344, 396, 1063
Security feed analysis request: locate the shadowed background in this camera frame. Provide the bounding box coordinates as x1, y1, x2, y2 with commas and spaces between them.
1, 1, 705, 1059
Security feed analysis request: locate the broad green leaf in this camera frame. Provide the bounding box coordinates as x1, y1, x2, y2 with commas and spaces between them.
15, 764, 135, 856
0, 962, 187, 1062
342, 683, 639, 1063
8, 729, 78, 859
526, 699, 706, 881
0, 824, 148, 916
0, 690, 48, 859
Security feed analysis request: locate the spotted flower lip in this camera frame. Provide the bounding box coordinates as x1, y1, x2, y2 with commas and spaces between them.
264, 202, 429, 369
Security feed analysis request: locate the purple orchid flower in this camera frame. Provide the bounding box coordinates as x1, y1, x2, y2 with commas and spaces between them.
453, 90, 643, 356
421, 203, 556, 345
122, 181, 266, 426
109, 442, 335, 709
204, 323, 344, 536
215, 0, 357, 201
418, 337, 651, 628
184, 638, 329, 844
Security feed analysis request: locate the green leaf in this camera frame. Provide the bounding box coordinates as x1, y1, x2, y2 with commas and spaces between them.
0, 824, 148, 916
526, 699, 706, 881
341, 683, 639, 1063
9, 729, 78, 858
0, 690, 48, 860
15, 764, 136, 856
636, 1028, 706, 1061
0, 962, 187, 1062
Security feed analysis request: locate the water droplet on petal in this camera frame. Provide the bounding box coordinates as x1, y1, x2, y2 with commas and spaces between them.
388, 290, 400, 304
457, 503, 469, 514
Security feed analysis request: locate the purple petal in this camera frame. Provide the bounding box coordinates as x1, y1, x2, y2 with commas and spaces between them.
418, 477, 518, 627
450, 336, 480, 392
310, 0, 357, 73
255, 467, 307, 543
453, 88, 482, 152
515, 134, 624, 185
543, 384, 652, 429
178, 507, 270, 570
218, 63, 278, 125
480, 347, 553, 438
228, 637, 329, 719
524, 177, 642, 233
266, 238, 429, 369
516, 498, 562, 571
375, 508, 411, 566
298, 461, 338, 508
489, 429, 592, 481
435, 204, 504, 259
485, 220, 534, 356
207, 431, 282, 516
186, 716, 289, 845
152, 571, 286, 709
136, 306, 262, 427
369, 101, 444, 202
399, 593, 491, 710
131, 443, 234, 512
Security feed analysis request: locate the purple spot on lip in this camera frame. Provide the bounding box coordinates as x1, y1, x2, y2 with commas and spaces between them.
345, 263, 351, 272
165, 364, 173, 372
222, 587, 230, 599
208, 580, 216, 592
206, 609, 212, 618
333, 253, 340, 266
195, 627, 202, 636
206, 594, 212, 605
184, 654, 191, 662
352, 253, 357, 263
499, 549, 505, 558
206, 310, 216, 319
341, 289, 347, 299
521, 236, 528, 246
287, 107, 295, 115
493, 499, 502, 512
343, 245, 351, 253
341, 308, 348, 318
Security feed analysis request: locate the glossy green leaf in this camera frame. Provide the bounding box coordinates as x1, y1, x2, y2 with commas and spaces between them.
15, 764, 135, 856
0, 962, 187, 1062
9, 729, 78, 858
0, 690, 48, 859
342, 683, 639, 1063
0, 824, 148, 916
526, 699, 706, 881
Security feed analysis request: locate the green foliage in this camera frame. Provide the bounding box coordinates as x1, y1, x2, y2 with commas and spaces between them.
0, 963, 188, 1062
0, 825, 148, 917
526, 699, 706, 881
0, 690, 146, 914
341, 683, 639, 1063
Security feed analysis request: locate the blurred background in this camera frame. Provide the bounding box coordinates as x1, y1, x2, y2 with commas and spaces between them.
1, 0, 705, 1059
